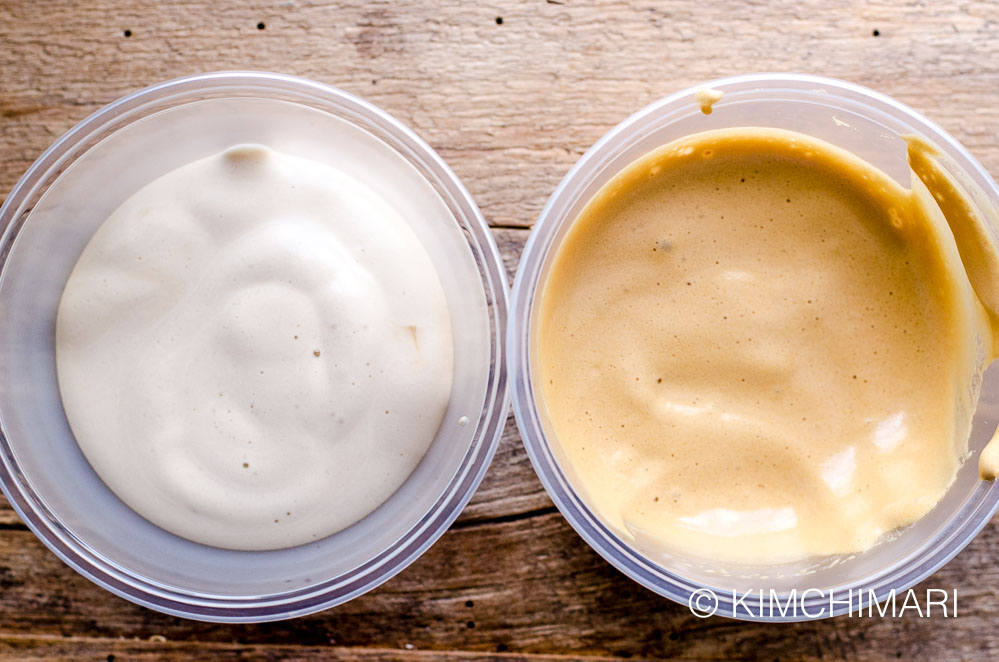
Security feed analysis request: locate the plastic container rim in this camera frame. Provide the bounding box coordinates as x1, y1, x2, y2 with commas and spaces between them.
508, 72, 999, 623
0, 70, 511, 622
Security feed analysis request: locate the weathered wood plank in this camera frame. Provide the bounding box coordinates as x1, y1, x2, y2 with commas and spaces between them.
2, 1, 998, 229
2, 0, 999, 660
0, 513, 997, 660
0, 635, 663, 662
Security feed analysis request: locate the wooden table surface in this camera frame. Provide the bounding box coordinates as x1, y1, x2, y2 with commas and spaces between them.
2, 1, 999, 660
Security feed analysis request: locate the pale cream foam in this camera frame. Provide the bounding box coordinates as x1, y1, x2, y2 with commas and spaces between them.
56, 145, 453, 550
694, 88, 724, 115
537, 127, 994, 564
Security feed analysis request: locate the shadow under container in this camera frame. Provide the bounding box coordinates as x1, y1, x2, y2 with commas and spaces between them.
0, 71, 510, 622
509, 73, 999, 622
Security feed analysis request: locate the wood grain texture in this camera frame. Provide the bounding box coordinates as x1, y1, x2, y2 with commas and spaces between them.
0, 637, 670, 662
0, 514, 997, 660
1, 0, 999, 659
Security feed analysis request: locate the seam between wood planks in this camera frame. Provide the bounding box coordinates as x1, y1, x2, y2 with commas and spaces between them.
451, 505, 559, 531
488, 223, 533, 230
0, 632, 668, 661
0, 521, 28, 532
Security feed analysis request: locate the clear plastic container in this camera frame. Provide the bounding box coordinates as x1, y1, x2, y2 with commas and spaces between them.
0, 71, 510, 622
509, 73, 999, 621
